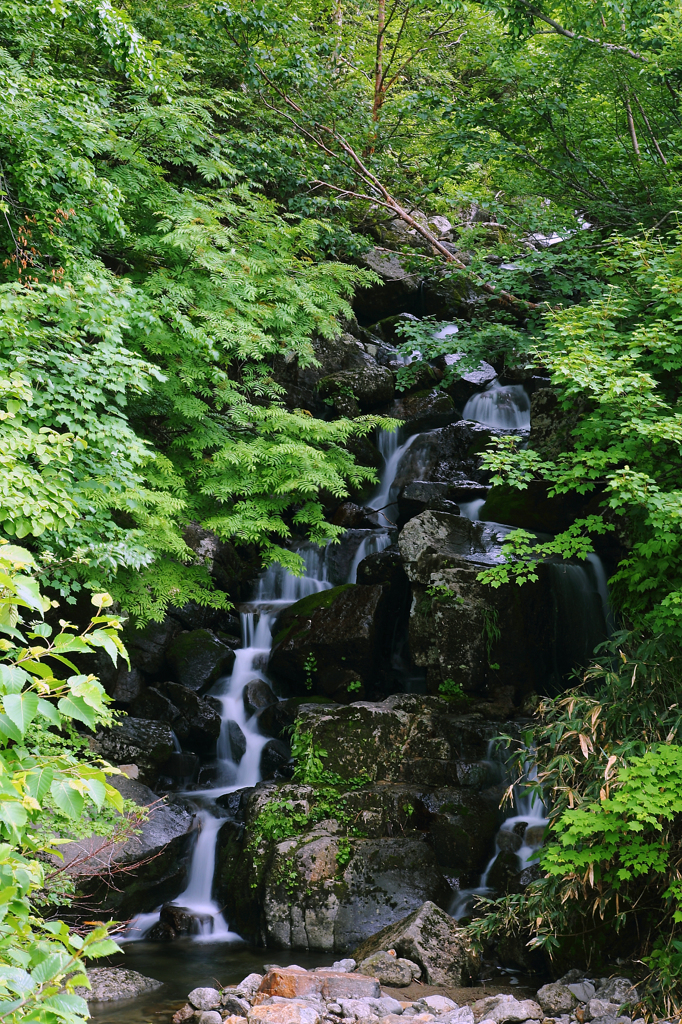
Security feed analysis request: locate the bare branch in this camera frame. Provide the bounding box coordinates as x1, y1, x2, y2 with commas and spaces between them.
514, 0, 648, 61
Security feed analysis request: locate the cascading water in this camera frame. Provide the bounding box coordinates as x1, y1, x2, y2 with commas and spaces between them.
463, 381, 531, 430
125, 435, 409, 944
450, 747, 549, 921
366, 428, 418, 527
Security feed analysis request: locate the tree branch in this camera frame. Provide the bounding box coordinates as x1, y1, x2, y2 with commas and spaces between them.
514, 0, 648, 61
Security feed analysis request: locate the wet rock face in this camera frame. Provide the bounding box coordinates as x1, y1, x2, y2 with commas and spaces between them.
166, 629, 236, 693
318, 365, 395, 412
356, 951, 421, 985
354, 250, 422, 322
394, 421, 501, 494
59, 776, 196, 918
378, 389, 458, 434
399, 510, 554, 699
268, 584, 388, 702
214, 698, 507, 949
352, 900, 479, 985
243, 679, 278, 717
272, 331, 373, 414
93, 718, 177, 785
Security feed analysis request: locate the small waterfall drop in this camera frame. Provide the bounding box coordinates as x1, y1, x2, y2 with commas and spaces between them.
367, 428, 418, 526
463, 381, 531, 430
450, 747, 548, 921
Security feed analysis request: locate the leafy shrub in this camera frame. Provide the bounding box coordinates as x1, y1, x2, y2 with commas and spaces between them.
0, 540, 129, 1024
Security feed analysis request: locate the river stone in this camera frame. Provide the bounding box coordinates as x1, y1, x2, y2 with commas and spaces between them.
332, 959, 356, 973
165, 682, 222, 749
167, 629, 236, 692
243, 679, 278, 716
73, 967, 162, 1001
595, 979, 638, 1005
125, 615, 181, 675
441, 1009, 474, 1024
225, 719, 247, 762
223, 996, 251, 1016
260, 738, 292, 778
354, 250, 422, 322
357, 952, 415, 986
536, 984, 578, 1015
258, 968, 380, 1001
567, 983, 596, 1003
268, 584, 388, 701
235, 975, 264, 1000
352, 900, 478, 986
173, 1006, 195, 1024
587, 1001, 622, 1020
197, 1014, 222, 1024
189, 988, 222, 1011
472, 996, 542, 1024
250, 1007, 320, 1024
417, 997, 458, 1014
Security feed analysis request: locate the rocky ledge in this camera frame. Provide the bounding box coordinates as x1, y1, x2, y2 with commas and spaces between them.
171, 965, 644, 1024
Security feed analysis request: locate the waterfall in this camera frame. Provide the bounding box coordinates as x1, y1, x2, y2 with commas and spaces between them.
367, 428, 418, 527
459, 498, 486, 521
450, 747, 548, 921
463, 381, 530, 430
124, 434, 408, 943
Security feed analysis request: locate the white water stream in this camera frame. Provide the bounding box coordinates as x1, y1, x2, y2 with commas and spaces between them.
463, 381, 531, 431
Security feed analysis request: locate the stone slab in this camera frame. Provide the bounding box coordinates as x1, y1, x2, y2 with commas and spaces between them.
257, 970, 380, 1001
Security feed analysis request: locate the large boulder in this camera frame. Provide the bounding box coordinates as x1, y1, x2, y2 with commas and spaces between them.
58, 776, 196, 918
272, 331, 379, 415
399, 510, 555, 698
378, 390, 458, 433
318, 365, 395, 413
354, 250, 422, 322
268, 584, 389, 701
393, 421, 501, 495
92, 718, 177, 784
356, 951, 421, 986
352, 900, 479, 985
124, 615, 181, 676
214, 701, 506, 947
166, 629, 235, 693
73, 968, 162, 1002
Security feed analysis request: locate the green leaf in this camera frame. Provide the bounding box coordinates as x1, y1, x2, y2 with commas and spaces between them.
42, 993, 89, 1019
84, 939, 119, 958
83, 778, 106, 810
37, 698, 61, 727
50, 780, 84, 819
57, 696, 97, 730
0, 800, 28, 832
26, 766, 54, 802
0, 714, 24, 744
3, 693, 39, 735
30, 953, 71, 985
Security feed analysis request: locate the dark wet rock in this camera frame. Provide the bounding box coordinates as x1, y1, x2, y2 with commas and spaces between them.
438, 357, 498, 411
243, 679, 277, 717
399, 510, 555, 698
268, 584, 388, 701
109, 666, 144, 705
398, 481, 460, 525
318, 365, 395, 412
331, 502, 379, 530
482, 480, 596, 535
163, 751, 200, 783
394, 421, 501, 495
92, 718, 176, 783
60, 776, 196, 917
485, 850, 523, 894
369, 312, 421, 347
354, 250, 423, 322
73, 968, 162, 1001
529, 387, 590, 460
165, 682, 222, 751
226, 719, 247, 763
272, 331, 377, 414
133, 686, 179, 724
352, 900, 479, 985
448, 480, 490, 502
257, 698, 298, 739
260, 738, 292, 779
125, 615, 181, 676
378, 389, 457, 433
536, 983, 579, 1015
147, 904, 214, 941
356, 547, 404, 587
166, 629, 235, 693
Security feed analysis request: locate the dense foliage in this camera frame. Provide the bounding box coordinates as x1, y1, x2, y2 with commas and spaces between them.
7, 0, 682, 1013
